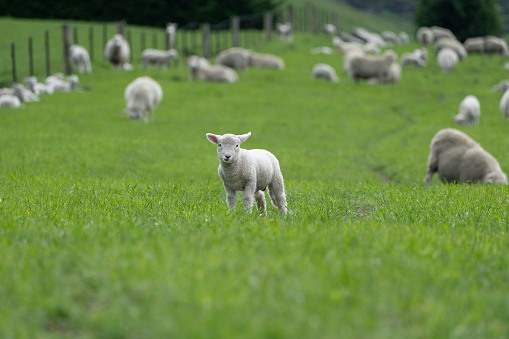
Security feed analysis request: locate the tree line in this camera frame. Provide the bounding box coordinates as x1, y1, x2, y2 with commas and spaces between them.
0, 0, 281, 28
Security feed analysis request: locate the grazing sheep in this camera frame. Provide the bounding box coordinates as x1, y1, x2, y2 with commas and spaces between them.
382, 62, 401, 84
13, 84, 39, 102
124, 76, 163, 123
454, 95, 480, 125
310, 46, 334, 55
416, 27, 434, 45
276, 22, 293, 41
463, 37, 485, 54
332, 36, 343, 49
216, 47, 251, 71
398, 31, 410, 44
0, 94, 21, 108
499, 90, 509, 119
424, 128, 507, 185
400, 49, 427, 68
166, 23, 177, 48
352, 27, 386, 47
336, 41, 363, 54
348, 50, 397, 83
492, 80, 509, 92
435, 37, 467, 60
343, 48, 365, 75
382, 31, 399, 45
362, 42, 381, 54
484, 36, 509, 56
104, 34, 131, 69
188, 55, 238, 83
323, 23, 337, 35
437, 47, 459, 73
70, 44, 92, 73
248, 52, 285, 70
312, 63, 339, 83
339, 32, 365, 44
430, 26, 455, 40
141, 48, 178, 69
206, 132, 287, 215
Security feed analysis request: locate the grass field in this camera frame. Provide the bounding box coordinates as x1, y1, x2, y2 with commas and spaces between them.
1, 16, 509, 339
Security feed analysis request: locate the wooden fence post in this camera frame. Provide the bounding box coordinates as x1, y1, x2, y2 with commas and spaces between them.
118, 20, 126, 36
11, 43, 17, 83
62, 23, 72, 75
89, 26, 94, 61
202, 23, 211, 58
312, 5, 318, 34
287, 4, 294, 27
264, 12, 272, 41
28, 36, 34, 76
232, 16, 240, 47
45, 30, 50, 77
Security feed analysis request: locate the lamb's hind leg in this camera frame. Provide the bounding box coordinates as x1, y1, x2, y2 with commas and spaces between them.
268, 175, 287, 215
254, 190, 266, 215
424, 151, 438, 186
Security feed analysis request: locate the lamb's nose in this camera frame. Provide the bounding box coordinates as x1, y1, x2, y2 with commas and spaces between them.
225, 155, 231, 160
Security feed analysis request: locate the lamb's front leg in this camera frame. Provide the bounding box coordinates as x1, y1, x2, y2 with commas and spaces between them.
223, 183, 237, 211
242, 182, 257, 214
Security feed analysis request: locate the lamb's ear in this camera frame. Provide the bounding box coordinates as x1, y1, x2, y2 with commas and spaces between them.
238, 132, 251, 144
206, 133, 220, 144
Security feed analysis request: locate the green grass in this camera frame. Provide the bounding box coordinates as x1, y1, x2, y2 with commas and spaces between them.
1, 17, 509, 339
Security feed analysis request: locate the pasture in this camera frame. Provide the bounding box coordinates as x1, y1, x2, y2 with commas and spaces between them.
1, 20, 509, 338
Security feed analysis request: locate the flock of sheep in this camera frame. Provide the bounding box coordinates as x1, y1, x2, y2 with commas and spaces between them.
2, 20, 509, 216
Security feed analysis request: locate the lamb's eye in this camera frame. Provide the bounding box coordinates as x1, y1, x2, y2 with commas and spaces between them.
236, 145, 239, 148
218, 144, 221, 147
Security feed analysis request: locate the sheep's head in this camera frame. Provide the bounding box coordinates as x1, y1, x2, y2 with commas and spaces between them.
206, 132, 251, 164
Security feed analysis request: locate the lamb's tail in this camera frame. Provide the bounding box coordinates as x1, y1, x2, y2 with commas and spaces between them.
267, 171, 287, 214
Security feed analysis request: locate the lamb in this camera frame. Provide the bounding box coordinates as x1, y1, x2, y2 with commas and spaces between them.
124, 76, 163, 123
430, 26, 455, 40
141, 48, 178, 69
46, 74, 79, 92
416, 27, 434, 45
206, 132, 287, 215
343, 48, 365, 75
454, 95, 480, 125
276, 22, 293, 42
424, 128, 507, 185
437, 47, 458, 73
484, 36, 509, 56
70, 44, 92, 73
0, 94, 21, 108
13, 83, 39, 102
499, 89, 509, 119
104, 34, 131, 69
166, 23, 177, 48
398, 31, 410, 44
352, 27, 386, 47
310, 46, 334, 55
25, 76, 54, 95
382, 62, 401, 84
463, 37, 485, 54
348, 49, 397, 83
248, 52, 285, 70
311, 63, 339, 83
188, 55, 238, 83
382, 31, 399, 45
216, 47, 251, 71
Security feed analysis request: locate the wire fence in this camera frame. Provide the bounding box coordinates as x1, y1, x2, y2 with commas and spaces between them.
0, 3, 339, 87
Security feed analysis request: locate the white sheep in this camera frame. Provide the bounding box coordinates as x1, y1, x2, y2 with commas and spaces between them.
352, 27, 386, 47
310, 46, 334, 55
141, 49, 178, 69
13, 84, 39, 102
0, 94, 21, 108
484, 36, 509, 56
400, 51, 426, 68
348, 50, 397, 83
312, 63, 339, 83
463, 37, 485, 54
124, 76, 163, 123
166, 23, 177, 48
454, 95, 480, 125
248, 52, 285, 70
430, 26, 456, 40
382, 31, 399, 45
424, 128, 507, 185
276, 22, 293, 42
25, 76, 54, 95
332, 36, 343, 49
382, 62, 401, 84
104, 34, 131, 69
70, 44, 92, 73
492, 80, 509, 92
343, 48, 365, 75
437, 47, 458, 73
216, 47, 251, 71
46, 74, 79, 92
499, 90, 509, 119
188, 55, 238, 83
398, 31, 410, 44
435, 37, 467, 61
322, 23, 337, 35
416, 27, 434, 45
206, 132, 287, 215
